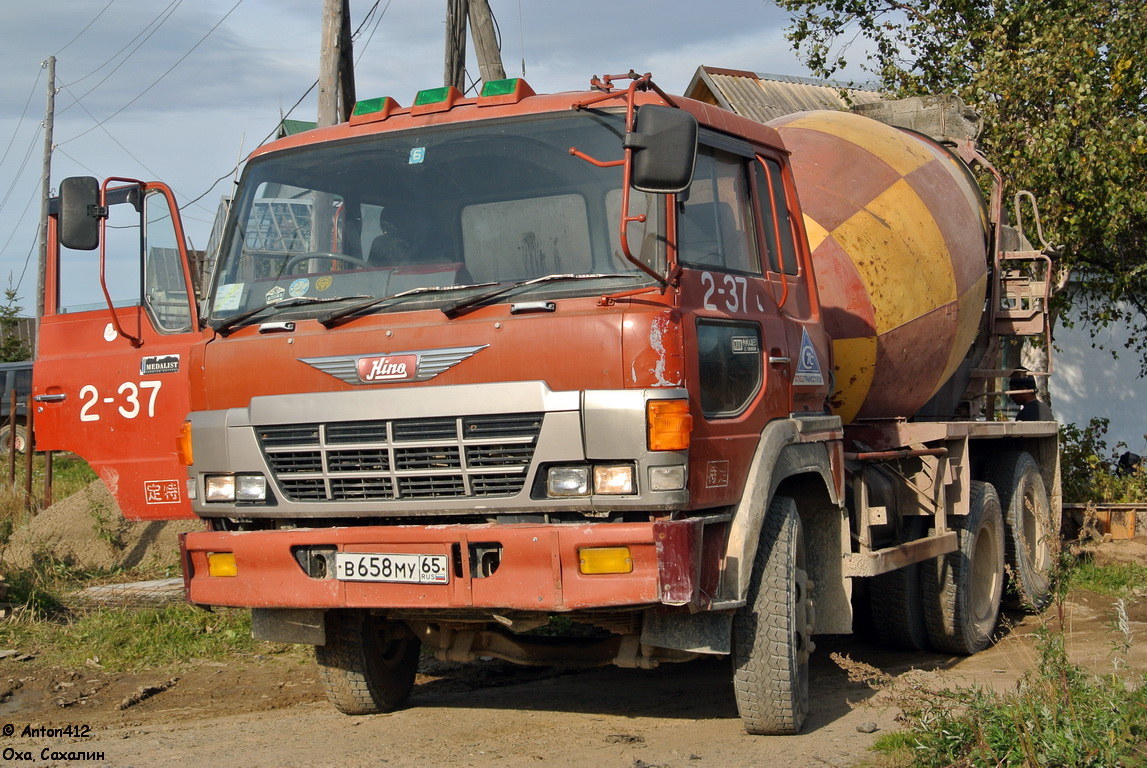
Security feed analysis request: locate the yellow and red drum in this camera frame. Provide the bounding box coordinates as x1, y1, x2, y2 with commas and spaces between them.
770, 110, 990, 423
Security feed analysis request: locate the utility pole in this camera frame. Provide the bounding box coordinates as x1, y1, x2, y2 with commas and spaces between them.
35, 56, 55, 327
318, 0, 343, 128
316, 0, 356, 252
444, 0, 468, 90
468, 0, 506, 83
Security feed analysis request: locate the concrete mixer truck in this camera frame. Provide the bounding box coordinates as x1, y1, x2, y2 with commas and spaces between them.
35, 72, 1059, 735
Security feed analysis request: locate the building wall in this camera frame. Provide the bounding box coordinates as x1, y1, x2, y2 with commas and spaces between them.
1051, 309, 1146, 456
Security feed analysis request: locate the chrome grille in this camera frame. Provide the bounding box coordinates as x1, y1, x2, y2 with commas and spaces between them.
257, 413, 542, 502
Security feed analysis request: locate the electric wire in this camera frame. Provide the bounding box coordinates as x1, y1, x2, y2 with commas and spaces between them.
0, 125, 43, 219
181, 0, 393, 214
0, 187, 40, 261
58, 0, 183, 111
60, 0, 244, 145
0, 68, 44, 173
53, 0, 117, 57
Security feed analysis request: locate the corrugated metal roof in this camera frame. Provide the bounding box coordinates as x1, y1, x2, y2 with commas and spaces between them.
684, 66, 883, 123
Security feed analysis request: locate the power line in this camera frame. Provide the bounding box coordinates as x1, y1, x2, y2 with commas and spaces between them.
0, 187, 39, 259
59, 0, 183, 111
59, 0, 243, 143
53, 0, 117, 57
0, 124, 43, 219
0, 68, 43, 171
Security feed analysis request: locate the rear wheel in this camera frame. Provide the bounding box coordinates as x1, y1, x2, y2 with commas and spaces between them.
987, 452, 1055, 611
869, 517, 930, 651
921, 482, 1004, 654
732, 495, 814, 734
315, 610, 421, 715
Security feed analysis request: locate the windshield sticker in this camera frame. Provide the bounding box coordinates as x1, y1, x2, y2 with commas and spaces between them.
409, 147, 426, 165
289, 278, 311, 298
140, 354, 180, 375
315, 276, 333, 292
794, 328, 825, 386
215, 283, 244, 311
265, 285, 286, 304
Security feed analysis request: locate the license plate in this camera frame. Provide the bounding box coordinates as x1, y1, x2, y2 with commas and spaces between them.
335, 552, 450, 584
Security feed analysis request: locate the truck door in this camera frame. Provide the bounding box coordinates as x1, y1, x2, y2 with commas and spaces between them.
34, 178, 203, 520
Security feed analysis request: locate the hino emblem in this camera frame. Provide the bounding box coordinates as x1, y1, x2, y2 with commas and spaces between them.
300, 345, 487, 385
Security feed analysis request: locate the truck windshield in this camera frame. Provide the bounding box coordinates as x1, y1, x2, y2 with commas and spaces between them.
208, 112, 664, 323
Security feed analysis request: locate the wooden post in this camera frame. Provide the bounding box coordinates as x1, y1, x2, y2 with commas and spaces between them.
23, 395, 34, 508
338, 0, 356, 121
6, 390, 15, 485
44, 451, 52, 509
318, 0, 343, 129
468, 0, 506, 83
444, 0, 469, 90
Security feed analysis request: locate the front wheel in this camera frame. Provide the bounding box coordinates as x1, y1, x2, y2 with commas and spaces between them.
315, 610, 421, 715
732, 495, 814, 734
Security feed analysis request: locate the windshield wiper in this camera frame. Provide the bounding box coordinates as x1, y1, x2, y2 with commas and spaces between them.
441, 274, 637, 319
212, 295, 370, 336
318, 283, 497, 328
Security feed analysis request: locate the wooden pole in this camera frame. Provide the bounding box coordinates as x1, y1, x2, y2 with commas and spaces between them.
444, 0, 468, 90
35, 56, 55, 339
318, 0, 342, 129
468, 0, 506, 83
338, 0, 356, 121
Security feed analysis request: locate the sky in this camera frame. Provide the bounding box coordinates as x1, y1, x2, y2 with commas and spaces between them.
0, 0, 844, 310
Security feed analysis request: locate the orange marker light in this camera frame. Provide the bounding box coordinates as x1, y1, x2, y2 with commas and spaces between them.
176, 420, 193, 466
647, 400, 692, 451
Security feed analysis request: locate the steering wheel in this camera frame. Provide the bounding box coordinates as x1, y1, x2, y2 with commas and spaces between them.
284, 252, 372, 273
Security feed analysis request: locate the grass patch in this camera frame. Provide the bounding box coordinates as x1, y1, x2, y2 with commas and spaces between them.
1068, 560, 1147, 597
0, 557, 301, 671
854, 559, 1147, 768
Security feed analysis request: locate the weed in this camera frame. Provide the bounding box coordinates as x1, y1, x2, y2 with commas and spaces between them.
853, 558, 1147, 768
1061, 418, 1147, 503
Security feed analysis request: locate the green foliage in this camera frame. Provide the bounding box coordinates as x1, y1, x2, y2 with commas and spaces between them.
0, 280, 29, 363
775, 0, 1147, 373
1069, 559, 1147, 597
888, 630, 1147, 767
1060, 417, 1147, 503
0, 556, 295, 671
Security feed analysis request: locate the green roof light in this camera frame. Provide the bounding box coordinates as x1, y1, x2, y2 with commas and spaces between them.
414, 87, 452, 106
352, 97, 391, 116
480, 78, 520, 97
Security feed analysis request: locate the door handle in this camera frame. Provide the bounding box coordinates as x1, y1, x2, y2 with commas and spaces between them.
768, 356, 790, 366
34, 393, 66, 403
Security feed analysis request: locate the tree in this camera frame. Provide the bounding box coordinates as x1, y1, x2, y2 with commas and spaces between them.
774, 0, 1147, 372
0, 280, 31, 362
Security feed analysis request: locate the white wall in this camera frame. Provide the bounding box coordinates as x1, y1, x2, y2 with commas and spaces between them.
1051, 309, 1147, 457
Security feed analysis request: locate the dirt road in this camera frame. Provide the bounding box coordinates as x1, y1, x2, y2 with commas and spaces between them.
3, 587, 1143, 768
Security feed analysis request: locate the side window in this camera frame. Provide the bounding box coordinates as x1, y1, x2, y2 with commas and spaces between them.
753, 158, 799, 275
678, 148, 759, 274
58, 192, 144, 313
697, 320, 762, 418
143, 191, 193, 333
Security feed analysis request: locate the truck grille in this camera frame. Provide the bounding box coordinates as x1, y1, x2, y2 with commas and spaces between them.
257, 413, 542, 502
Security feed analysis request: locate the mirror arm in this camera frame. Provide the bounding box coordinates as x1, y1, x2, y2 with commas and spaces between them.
99, 177, 145, 348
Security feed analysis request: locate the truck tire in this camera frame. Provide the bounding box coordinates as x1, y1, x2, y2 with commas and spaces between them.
987, 451, 1055, 612
921, 481, 1004, 655
315, 610, 421, 715
0, 424, 27, 454
869, 517, 930, 651
732, 495, 814, 735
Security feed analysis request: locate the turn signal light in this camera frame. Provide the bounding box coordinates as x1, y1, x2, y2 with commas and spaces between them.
578, 547, 633, 575
176, 420, 193, 466
647, 400, 692, 451
207, 552, 237, 577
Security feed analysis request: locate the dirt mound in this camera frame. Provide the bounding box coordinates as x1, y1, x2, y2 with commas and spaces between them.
1, 479, 200, 572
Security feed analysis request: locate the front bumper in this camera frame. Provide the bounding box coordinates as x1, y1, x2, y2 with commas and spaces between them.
182, 517, 715, 612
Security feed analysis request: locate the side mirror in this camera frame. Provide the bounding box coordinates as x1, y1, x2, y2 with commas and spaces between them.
625, 105, 698, 194
59, 176, 101, 251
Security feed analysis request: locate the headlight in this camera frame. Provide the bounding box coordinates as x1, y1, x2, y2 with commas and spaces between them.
204, 474, 268, 503
593, 465, 634, 495
547, 466, 590, 497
